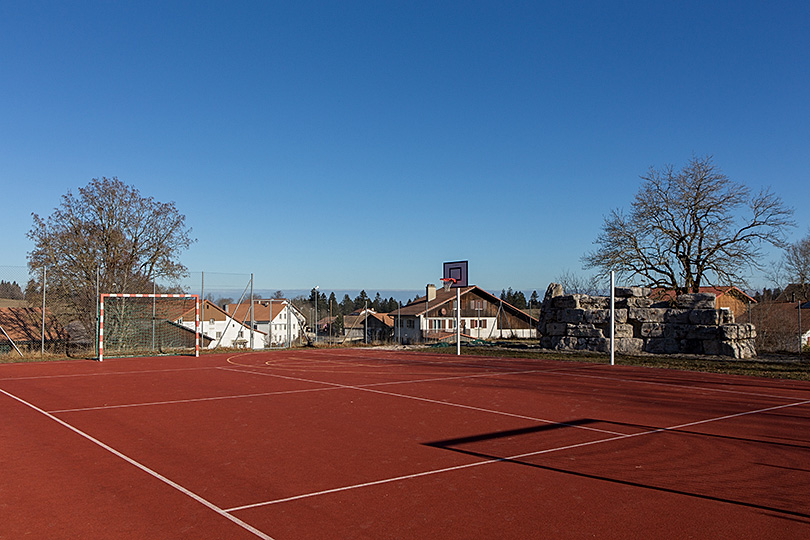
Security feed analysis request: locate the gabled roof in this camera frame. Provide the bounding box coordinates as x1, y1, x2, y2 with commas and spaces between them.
184, 301, 265, 335
225, 300, 300, 323
343, 311, 394, 329
398, 286, 538, 324
649, 286, 756, 303
775, 284, 810, 303
751, 302, 810, 335
0, 307, 67, 343
186, 300, 230, 321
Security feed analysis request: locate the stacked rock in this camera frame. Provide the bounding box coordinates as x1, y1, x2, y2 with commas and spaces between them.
536, 284, 756, 358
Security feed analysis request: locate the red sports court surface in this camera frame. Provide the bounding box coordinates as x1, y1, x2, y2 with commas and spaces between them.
2, 349, 809, 539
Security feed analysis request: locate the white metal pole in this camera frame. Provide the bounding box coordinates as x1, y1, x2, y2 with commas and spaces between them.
250, 274, 254, 349
99, 294, 105, 362
41, 267, 46, 357
610, 270, 615, 366
201, 271, 205, 342
456, 286, 461, 356
96, 266, 100, 358
152, 282, 156, 351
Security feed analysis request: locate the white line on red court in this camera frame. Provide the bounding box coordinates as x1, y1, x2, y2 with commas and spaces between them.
0, 388, 276, 540
224, 397, 810, 513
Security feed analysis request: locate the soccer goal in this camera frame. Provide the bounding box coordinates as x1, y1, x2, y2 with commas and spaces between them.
99, 294, 199, 361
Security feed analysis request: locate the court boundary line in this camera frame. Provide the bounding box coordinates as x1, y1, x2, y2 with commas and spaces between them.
49, 367, 548, 414
225, 397, 810, 512
0, 388, 275, 540
228, 349, 810, 402
218, 366, 628, 436
0, 365, 222, 382
48, 385, 345, 413
531, 364, 810, 402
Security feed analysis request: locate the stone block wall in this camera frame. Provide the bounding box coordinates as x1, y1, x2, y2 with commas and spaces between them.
536, 284, 756, 358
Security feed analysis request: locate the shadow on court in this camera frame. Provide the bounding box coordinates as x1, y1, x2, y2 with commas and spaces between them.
423, 418, 810, 522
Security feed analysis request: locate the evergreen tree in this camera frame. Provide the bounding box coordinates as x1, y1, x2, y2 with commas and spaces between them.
340, 294, 353, 315
0, 280, 24, 300
354, 290, 369, 311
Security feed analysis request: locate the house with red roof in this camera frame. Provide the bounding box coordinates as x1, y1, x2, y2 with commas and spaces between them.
0, 306, 68, 354
649, 286, 756, 322
224, 299, 306, 347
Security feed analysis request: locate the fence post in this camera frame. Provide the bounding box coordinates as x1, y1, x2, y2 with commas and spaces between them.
610, 270, 615, 366
96, 266, 100, 359
41, 267, 47, 358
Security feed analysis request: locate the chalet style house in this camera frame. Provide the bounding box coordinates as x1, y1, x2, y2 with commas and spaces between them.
395, 284, 537, 343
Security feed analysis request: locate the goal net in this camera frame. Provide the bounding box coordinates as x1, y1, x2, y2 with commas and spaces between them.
99, 294, 199, 361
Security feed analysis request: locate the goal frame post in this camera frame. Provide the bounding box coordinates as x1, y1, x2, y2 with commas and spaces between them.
98, 293, 200, 361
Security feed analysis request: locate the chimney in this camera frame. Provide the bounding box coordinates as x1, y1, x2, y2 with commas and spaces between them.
426, 284, 436, 302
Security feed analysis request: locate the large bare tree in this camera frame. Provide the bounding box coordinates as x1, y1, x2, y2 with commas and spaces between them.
27, 177, 194, 330
782, 231, 810, 300
583, 156, 794, 294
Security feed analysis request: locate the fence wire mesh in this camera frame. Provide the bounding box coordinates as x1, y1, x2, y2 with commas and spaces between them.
2, 263, 806, 360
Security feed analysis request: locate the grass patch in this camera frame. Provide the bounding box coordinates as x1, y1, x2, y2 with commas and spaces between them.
3, 343, 809, 381
417, 344, 810, 381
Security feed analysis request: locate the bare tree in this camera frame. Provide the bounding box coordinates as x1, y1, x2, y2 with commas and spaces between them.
583, 156, 794, 293
553, 269, 602, 296
783, 230, 810, 299
27, 177, 194, 330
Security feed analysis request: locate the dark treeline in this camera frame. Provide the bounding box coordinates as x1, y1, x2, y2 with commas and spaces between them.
500, 288, 540, 310
301, 289, 403, 319
0, 280, 24, 300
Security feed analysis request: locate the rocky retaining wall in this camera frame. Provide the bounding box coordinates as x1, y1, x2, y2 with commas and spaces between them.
537, 284, 756, 359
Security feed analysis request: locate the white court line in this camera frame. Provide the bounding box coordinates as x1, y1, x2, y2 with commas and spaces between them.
48, 367, 548, 414
218, 366, 627, 436
248, 349, 810, 403
282, 348, 549, 372
225, 397, 810, 513
0, 388, 275, 540
48, 386, 344, 413
531, 365, 810, 402
0, 365, 220, 382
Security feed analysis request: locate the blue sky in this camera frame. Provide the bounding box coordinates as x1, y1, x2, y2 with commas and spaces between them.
2, 1, 809, 296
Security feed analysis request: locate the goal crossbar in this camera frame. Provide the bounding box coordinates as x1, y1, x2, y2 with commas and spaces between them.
99, 293, 200, 361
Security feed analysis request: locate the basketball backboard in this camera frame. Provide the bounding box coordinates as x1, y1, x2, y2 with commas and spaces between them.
442, 260, 468, 288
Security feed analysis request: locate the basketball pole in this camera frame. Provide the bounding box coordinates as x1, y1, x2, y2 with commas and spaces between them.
610, 270, 615, 366
456, 285, 461, 356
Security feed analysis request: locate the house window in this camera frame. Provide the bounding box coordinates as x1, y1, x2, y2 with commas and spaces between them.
216, 332, 222, 338
407, 320, 414, 328
209, 318, 215, 325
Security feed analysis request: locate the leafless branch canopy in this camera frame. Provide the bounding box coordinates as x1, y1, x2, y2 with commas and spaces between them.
583, 156, 794, 293
27, 177, 194, 328
784, 231, 810, 287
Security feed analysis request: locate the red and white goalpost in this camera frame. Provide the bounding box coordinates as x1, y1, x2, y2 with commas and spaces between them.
99, 293, 199, 361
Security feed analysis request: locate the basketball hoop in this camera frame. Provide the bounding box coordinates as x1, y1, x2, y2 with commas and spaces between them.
440, 277, 457, 291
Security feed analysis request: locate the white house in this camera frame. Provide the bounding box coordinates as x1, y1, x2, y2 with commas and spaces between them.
225, 299, 306, 347
181, 300, 265, 349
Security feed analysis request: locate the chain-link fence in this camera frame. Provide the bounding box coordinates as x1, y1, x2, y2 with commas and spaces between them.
749, 300, 808, 355
1, 264, 549, 359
